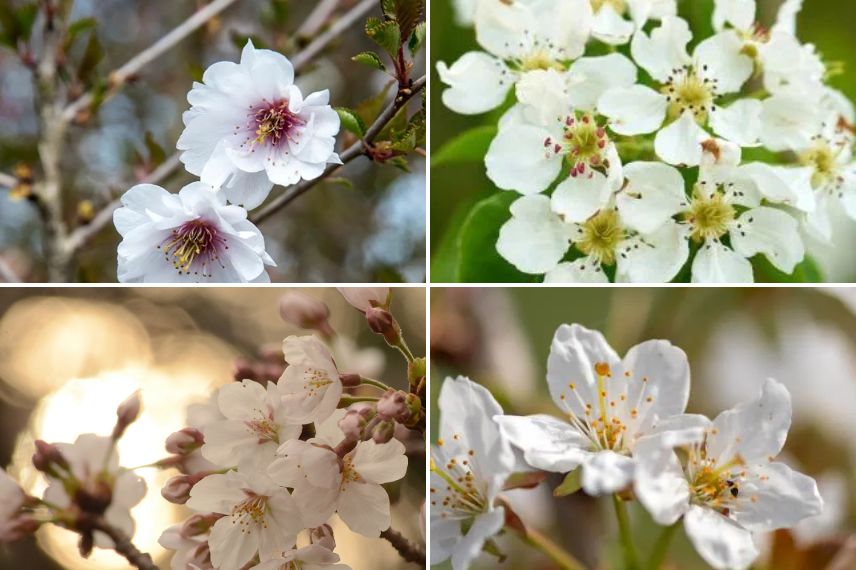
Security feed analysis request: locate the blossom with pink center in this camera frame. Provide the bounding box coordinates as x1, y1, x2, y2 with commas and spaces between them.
113, 182, 275, 283
177, 40, 342, 209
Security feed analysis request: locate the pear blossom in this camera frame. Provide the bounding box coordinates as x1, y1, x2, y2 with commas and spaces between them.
598, 16, 759, 166
268, 437, 407, 537
589, 0, 676, 45
436, 0, 592, 115
177, 40, 341, 209
0, 468, 34, 543
615, 159, 809, 282
249, 543, 350, 570
634, 379, 823, 570
158, 524, 212, 570
113, 182, 275, 283
278, 335, 343, 424
186, 466, 303, 570
495, 324, 699, 496
430, 376, 518, 570
200, 379, 301, 468
43, 434, 146, 549
497, 194, 688, 283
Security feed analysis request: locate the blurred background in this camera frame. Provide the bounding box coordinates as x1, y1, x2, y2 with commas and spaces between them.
430, 0, 856, 282
0, 286, 426, 570
0, 0, 426, 282
431, 287, 856, 569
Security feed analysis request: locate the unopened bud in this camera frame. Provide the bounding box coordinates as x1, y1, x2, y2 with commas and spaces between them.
32, 440, 69, 475
371, 420, 396, 444
339, 373, 361, 387
233, 357, 258, 382
310, 524, 336, 550
112, 390, 142, 440
338, 409, 368, 442
366, 307, 400, 345
408, 357, 426, 387
165, 428, 204, 455
376, 389, 408, 421
279, 292, 333, 336
180, 513, 222, 538
402, 393, 423, 427
161, 472, 207, 505
337, 287, 390, 312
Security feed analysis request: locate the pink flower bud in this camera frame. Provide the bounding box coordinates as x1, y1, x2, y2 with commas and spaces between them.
338, 409, 368, 442
377, 389, 408, 421
339, 373, 361, 387
279, 292, 333, 335
337, 287, 390, 312
366, 307, 400, 345
112, 390, 142, 440
180, 513, 222, 538
32, 440, 69, 474
161, 472, 207, 505
309, 524, 336, 550
371, 420, 396, 444
165, 428, 204, 455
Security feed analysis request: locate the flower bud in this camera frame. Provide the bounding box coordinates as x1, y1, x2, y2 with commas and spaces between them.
376, 389, 408, 421
338, 409, 368, 442
279, 292, 333, 336
112, 390, 142, 440
165, 428, 204, 455
408, 357, 426, 387
337, 287, 390, 312
32, 440, 70, 475
366, 307, 401, 345
161, 472, 207, 505
371, 420, 396, 444
339, 373, 361, 387
180, 512, 222, 538
310, 524, 336, 550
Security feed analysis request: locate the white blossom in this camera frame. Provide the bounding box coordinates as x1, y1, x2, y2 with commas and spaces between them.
158, 524, 212, 570
589, 0, 676, 45
0, 468, 32, 543
278, 335, 343, 424
250, 543, 350, 570
113, 182, 274, 283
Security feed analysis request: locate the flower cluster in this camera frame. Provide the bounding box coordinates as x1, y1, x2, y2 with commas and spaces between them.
431, 323, 823, 570
158, 288, 426, 570
113, 41, 341, 283
438, 0, 855, 282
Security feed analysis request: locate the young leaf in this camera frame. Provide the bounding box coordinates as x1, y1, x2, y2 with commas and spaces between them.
393, 0, 424, 40
432, 125, 497, 168
352, 51, 386, 71
553, 468, 582, 497
144, 131, 166, 166
335, 107, 366, 137
503, 471, 547, 491
64, 17, 98, 49
356, 81, 394, 125
365, 17, 401, 57
77, 32, 104, 86
409, 21, 426, 55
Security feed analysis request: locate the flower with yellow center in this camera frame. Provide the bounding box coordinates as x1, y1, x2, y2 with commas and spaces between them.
278, 335, 344, 424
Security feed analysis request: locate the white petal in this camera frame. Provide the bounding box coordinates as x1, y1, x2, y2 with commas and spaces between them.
592, 5, 635, 45
581, 451, 635, 495
804, 196, 833, 244
337, 482, 389, 537
692, 240, 754, 283
732, 461, 823, 531
544, 259, 610, 283
186, 472, 244, 514
599, 85, 668, 136
772, 0, 803, 35
759, 93, 822, 151
739, 163, 815, 212
567, 54, 636, 111
218, 379, 267, 419
633, 443, 690, 525
515, 69, 571, 125
495, 414, 589, 473
436, 52, 512, 115
351, 439, 408, 484
485, 125, 563, 194
630, 16, 692, 83
208, 516, 260, 570
694, 31, 753, 94
684, 505, 759, 570
496, 195, 571, 274
729, 207, 805, 274
654, 111, 707, 166
616, 222, 689, 283
617, 161, 687, 234
450, 508, 506, 570
621, 338, 691, 422
551, 170, 612, 223
712, 0, 755, 31
222, 170, 274, 209
710, 99, 762, 147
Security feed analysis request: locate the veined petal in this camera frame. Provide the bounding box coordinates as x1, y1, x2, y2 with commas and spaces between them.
581, 451, 635, 495
551, 170, 613, 223
654, 111, 707, 166
495, 414, 590, 473
351, 439, 408, 484
599, 85, 668, 136
692, 240, 754, 283
497, 195, 571, 274
436, 52, 512, 115
694, 31, 753, 94
630, 16, 692, 83
621, 338, 691, 423
337, 482, 390, 537
684, 505, 759, 570
485, 125, 563, 194
617, 161, 687, 234
731, 461, 822, 532
729, 207, 805, 274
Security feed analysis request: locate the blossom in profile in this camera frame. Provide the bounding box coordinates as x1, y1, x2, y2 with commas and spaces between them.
113, 182, 275, 283
249, 543, 351, 570
177, 40, 341, 209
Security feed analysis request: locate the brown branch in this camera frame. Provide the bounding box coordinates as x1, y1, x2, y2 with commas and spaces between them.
291, 0, 376, 72
89, 518, 158, 570
250, 74, 426, 225
294, 0, 341, 40
380, 527, 425, 566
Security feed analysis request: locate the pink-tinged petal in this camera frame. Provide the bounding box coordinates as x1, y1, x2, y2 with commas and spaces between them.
351, 440, 408, 484
336, 482, 390, 538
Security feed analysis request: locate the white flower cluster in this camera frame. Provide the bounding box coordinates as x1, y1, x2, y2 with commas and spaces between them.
114, 41, 341, 283
438, 0, 855, 282
431, 324, 823, 570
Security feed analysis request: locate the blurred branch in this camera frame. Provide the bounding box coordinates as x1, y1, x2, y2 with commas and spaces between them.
60, 0, 242, 124
291, 0, 376, 71
89, 517, 157, 570
0, 171, 15, 188
64, 152, 183, 253
251, 74, 427, 224
294, 0, 340, 39
380, 527, 425, 566
0, 257, 21, 283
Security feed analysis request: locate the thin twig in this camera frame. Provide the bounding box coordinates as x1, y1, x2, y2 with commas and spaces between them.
380, 527, 425, 566
64, 152, 183, 252
294, 0, 340, 39
0, 171, 16, 188
291, 0, 376, 71
250, 74, 426, 224
61, 0, 242, 124
89, 518, 157, 570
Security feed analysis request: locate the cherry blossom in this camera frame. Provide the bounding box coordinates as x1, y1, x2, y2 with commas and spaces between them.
0, 469, 33, 543
249, 543, 350, 570
277, 335, 343, 425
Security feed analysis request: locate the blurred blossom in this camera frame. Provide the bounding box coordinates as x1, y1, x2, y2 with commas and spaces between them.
793, 471, 848, 544
331, 336, 385, 379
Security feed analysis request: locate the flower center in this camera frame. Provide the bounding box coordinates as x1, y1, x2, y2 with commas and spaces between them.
576, 209, 625, 266
506, 30, 567, 72
245, 410, 279, 444
544, 113, 610, 177
591, 0, 626, 14
685, 445, 748, 514
685, 189, 735, 242
302, 368, 333, 396
159, 219, 226, 277
251, 100, 304, 146
430, 436, 487, 520
662, 66, 717, 123
800, 141, 843, 190
340, 456, 364, 490
231, 493, 268, 531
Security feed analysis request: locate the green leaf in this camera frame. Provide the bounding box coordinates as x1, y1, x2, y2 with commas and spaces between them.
323, 177, 354, 189
64, 17, 98, 49
408, 21, 426, 55
144, 131, 166, 166
0, 3, 38, 46
553, 468, 582, 497
432, 125, 497, 168
77, 32, 104, 86
335, 107, 366, 137
393, 0, 424, 40
352, 50, 386, 71
365, 17, 401, 57
356, 81, 394, 125
456, 192, 538, 282
752, 254, 824, 283
503, 471, 547, 491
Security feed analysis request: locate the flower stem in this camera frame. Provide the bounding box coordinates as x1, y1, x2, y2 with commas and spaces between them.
613, 495, 641, 570
338, 395, 379, 407
646, 522, 679, 570
514, 526, 587, 570
394, 337, 416, 363
359, 376, 392, 391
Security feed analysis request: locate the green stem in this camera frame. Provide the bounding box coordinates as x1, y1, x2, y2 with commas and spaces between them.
394, 337, 416, 363
646, 522, 679, 570
613, 495, 641, 570
515, 526, 587, 570
359, 376, 392, 391
339, 396, 379, 406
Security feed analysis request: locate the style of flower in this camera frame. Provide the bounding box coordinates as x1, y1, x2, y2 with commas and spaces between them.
634, 379, 823, 570
249, 543, 350, 570
436, 0, 592, 115
158, 524, 212, 570
186, 467, 304, 570
113, 182, 275, 283
177, 40, 341, 209
615, 157, 809, 282
495, 324, 698, 496
0, 468, 33, 543
43, 434, 146, 550
429, 376, 519, 570
201, 379, 301, 468
598, 16, 759, 166
267, 437, 408, 538
277, 336, 343, 425
497, 194, 688, 283
588, 0, 676, 45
